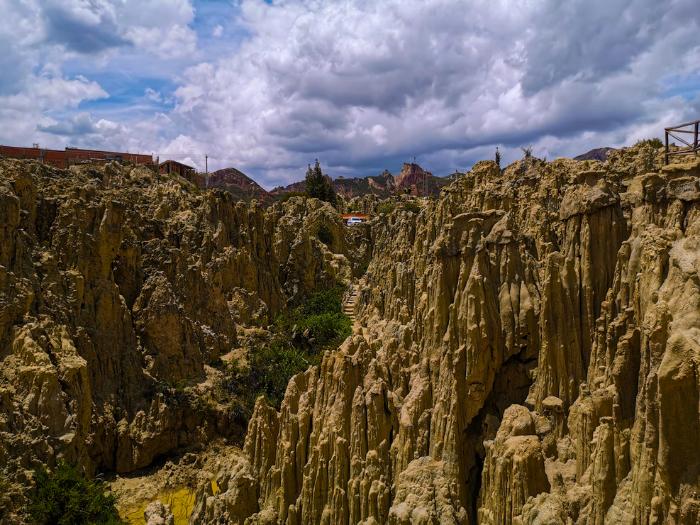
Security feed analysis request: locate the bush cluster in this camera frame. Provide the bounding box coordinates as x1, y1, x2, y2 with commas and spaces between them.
28, 462, 122, 525
401, 201, 421, 214
635, 137, 663, 149
276, 191, 306, 203
377, 201, 396, 215
221, 286, 351, 412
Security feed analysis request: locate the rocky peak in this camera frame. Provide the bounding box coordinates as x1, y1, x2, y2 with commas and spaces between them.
195, 167, 270, 202
394, 162, 432, 193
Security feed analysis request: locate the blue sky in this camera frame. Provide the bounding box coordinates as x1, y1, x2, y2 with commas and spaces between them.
0, 0, 699, 188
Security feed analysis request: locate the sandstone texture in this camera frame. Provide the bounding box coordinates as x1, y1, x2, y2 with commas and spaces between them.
193, 145, 700, 524
144, 501, 175, 525
0, 159, 359, 518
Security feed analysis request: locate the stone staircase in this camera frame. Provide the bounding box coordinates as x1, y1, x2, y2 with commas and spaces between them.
342, 283, 359, 322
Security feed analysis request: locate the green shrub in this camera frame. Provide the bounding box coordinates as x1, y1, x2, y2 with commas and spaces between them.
301, 286, 344, 315
248, 343, 311, 408
277, 286, 350, 349
29, 462, 122, 525
401, 201, 421, 214
355, 259, 370, 277
377, 201, 396, 215
276, 191, 306, 203
635, 137, 663, 149
222, 286, 351, 411
297, 312, 351, 346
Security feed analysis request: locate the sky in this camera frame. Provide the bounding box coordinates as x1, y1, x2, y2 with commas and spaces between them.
1, 0, 699, 188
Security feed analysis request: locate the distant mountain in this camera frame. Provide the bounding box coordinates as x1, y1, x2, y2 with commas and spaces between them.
271, 163, 449, 199
574, 147, 616, 161
194, 167, 270, 202
195, 163, 450, 203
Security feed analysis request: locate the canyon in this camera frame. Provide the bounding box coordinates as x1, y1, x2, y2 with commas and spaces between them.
0, 142, 698, 523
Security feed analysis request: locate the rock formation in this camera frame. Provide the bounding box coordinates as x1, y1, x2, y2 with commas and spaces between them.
0, 159, 361, 518
193, 145, 700, 524
144, 501, 175, 525
2, 142, 698, 524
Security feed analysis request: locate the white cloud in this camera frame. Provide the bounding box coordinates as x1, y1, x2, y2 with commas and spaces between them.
125, 24, 197, 59
145, 88, 163, 103
0, 75, 107, 146
1, 0, 699, 187
157, 0, 699, 186
34, 0, 197, 57
0, 0, 199, 147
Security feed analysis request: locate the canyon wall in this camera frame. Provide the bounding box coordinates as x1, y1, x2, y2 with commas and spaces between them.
0, 158, 356, 502
194, 147, 699, 524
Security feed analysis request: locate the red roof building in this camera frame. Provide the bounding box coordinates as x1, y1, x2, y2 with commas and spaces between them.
0, 144, 154, 169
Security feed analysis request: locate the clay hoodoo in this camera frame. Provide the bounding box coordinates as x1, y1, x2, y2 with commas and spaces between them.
192, 144, 700, 524
1, 142, 698, 524
0, 159, 363, 520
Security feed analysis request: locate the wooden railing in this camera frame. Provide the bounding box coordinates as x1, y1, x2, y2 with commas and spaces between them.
665, 119, 700, 164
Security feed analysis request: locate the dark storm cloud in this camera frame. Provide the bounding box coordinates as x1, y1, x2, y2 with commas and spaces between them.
520, 0, 667, 94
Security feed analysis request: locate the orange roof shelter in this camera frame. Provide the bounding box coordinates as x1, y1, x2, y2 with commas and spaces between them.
341, 213, 370, 220
341, 213, 370, 225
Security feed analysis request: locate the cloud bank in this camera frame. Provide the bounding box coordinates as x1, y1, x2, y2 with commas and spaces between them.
1, 0, 699, 187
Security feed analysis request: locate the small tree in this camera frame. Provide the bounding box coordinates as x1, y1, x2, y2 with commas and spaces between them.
495, 146, 501, 168
305, 159, 336, 205
521, 146, 533, 159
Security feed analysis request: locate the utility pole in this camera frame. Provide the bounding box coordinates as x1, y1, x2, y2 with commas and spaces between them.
205, 154, 208, 189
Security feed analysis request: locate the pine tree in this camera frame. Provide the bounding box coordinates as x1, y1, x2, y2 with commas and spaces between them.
305, 163, 321, 198
495, 146, 501, 168
305, 159, 336, 205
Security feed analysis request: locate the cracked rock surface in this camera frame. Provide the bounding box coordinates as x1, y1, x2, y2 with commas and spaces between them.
1, 143, 699, 524
193, 145, 700, 524
0, 160, 358, 520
